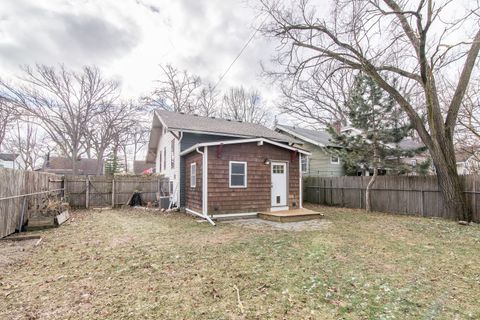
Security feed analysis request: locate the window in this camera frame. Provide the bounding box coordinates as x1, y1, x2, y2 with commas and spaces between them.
301, 155, 309, 173
411, 159, 417, 166
229, 161, 247, 188
272, 164, 285, 174
163, 147, 167, 170
159, 152, 162, 172
171, 139, 175, 169
330, 156, 340, 164
169, 181, 174, 194
190, 163, 197, 188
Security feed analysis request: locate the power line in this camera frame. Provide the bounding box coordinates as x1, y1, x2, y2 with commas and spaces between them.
212, 14, 269, 91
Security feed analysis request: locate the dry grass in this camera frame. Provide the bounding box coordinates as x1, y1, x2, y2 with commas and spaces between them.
1, 205, 479, 319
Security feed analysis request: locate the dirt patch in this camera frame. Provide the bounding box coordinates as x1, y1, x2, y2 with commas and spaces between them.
0, 239, 38, 267
224, 218, 331, 231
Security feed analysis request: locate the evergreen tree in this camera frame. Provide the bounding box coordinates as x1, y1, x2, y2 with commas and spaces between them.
104, 153, 123, 175
327, 74, 427, 210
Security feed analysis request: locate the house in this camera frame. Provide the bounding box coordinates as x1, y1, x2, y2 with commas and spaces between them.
456, 147, 480, 175
133, 160, 155, 175
274, 124, 345, 177
0, 153, 20, 169
146, 110, 310, 217
38, 156, 103, 175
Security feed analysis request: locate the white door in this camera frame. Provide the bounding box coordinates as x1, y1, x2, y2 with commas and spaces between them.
271, 162, 288, 210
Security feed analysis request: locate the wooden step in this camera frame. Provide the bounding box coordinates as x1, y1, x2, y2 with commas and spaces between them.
26, 217, 57, 231
259, 209, 324, 223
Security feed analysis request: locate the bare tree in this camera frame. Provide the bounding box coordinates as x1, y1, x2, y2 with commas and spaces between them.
260, 0, 480, 221
196, 83, 220, 117
277, 65, 353, 127
146, 64, 201, 113
86, 102, 137, 175
0, 98, 18, 150
5, 119, 49, 170
0, 65, 119, 174
222, 86, 270, 124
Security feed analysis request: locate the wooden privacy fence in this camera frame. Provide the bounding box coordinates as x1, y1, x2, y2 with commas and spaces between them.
64, 175, 169, 208
304, 175, 480, 222
0, 168, 63, 238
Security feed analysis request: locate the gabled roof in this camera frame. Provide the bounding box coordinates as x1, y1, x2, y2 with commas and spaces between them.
0, 153, 19, 161
41, 157, 102, 175
275, 124, 338, 147
180, 138, 311, 156
156, 110, 296, 143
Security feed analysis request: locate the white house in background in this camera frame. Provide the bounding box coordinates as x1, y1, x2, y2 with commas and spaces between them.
456, 148, 480, 175
0, 153, 20, 169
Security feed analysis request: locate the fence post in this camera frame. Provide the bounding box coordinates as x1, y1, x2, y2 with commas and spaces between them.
420, 190, 425, 216
112, 179, 115, 208
341, 187, 344, 207
85, 177, 90, 209
359, 188, 362, 209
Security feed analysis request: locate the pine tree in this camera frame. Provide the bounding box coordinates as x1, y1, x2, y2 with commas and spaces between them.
327, 74, 427, 210
104, 153, 123, 175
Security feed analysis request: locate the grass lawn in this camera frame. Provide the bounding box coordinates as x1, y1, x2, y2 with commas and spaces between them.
1, 204, 479, 319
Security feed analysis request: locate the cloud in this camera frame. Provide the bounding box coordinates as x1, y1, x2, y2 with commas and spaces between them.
0, 0, 141, 71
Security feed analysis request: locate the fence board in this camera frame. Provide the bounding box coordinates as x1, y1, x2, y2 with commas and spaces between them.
304, 175, 480, 222
0, 168, 62, 238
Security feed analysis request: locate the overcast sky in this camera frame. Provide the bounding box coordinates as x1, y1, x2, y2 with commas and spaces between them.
0, 0, 285, 110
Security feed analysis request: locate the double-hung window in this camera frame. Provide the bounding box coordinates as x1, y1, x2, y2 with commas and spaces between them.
301, 155, 309, 173
163, 147, 167, 170
190, 163, 196, 188
330, 156, 340, 165
229, 161, 247, 188
171, 139, 175, 169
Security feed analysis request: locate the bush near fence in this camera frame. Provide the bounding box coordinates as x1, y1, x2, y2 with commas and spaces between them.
304, 175, 480, 222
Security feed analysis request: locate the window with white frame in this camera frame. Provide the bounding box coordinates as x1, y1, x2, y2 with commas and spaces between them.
163, 147, 167, 170
171, 139, 175, 169
301, 155, 309, 173
330, 156, 340, 164
229, 161, 247, 188
190, 163, 196, 188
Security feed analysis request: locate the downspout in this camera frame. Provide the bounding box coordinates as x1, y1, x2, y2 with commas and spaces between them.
195, 147, 215, 226
299, 153, 303, 208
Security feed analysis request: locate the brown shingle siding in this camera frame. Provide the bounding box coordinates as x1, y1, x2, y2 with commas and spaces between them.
207, 143, 300, 214
184, 151, 202, 213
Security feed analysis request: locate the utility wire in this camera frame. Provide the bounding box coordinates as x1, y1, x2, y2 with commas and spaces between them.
212, 14, 269, 91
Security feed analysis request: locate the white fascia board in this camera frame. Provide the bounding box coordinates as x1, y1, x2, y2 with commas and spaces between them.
180, 138, 312, 156
275, 125, 325, 148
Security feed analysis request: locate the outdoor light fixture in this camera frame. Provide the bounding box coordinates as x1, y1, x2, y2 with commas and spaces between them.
264, 158, 270, 165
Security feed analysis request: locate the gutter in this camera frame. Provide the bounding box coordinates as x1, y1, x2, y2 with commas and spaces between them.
194, 147, 215, 226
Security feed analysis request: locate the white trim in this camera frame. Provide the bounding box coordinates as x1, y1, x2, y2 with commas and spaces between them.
299, 154, 303, 208
190, 162, 196, 188
229, 161, 247, 188
270, 206, 289, 212
203, 147, 208, 215
180, 138, 311, 156
330, 156, 340, 164
275, 125, 326, 147
211, 212, 258, 219
186, 208, 216, 226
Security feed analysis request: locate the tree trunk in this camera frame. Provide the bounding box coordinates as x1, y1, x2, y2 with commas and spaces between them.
430, 146, 471, 221
365, 167, 377, 212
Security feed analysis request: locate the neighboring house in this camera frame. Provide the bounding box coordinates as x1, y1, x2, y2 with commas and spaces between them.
38, 156, 103, 175
274, 124, 345, 177
133, 160, 155, 175
146, 110, 310, 216
456, 148, 480, 175
0, 153, 20, 169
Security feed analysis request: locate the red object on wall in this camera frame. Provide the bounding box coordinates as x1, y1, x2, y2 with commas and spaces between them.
291, 150, 298, 161
216, 144, 224, 158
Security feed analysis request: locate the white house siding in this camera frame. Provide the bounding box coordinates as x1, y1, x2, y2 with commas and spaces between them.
155, 130, 181, 206
0, 159, 17, 169
301, 142, 344, 177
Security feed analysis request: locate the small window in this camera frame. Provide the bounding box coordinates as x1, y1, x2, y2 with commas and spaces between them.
229, 161, 247, 188
169, 181, 174, 194
411, 159, 417, 166
163, 147, 167, 170
171, 139, 175, 169
331, 156, 340, 164
190, 163, 196, 188
272, 164, 285, 174
301, 155, 309, 173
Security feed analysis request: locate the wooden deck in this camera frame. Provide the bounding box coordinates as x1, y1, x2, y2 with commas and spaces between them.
259, 208, 323, 223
